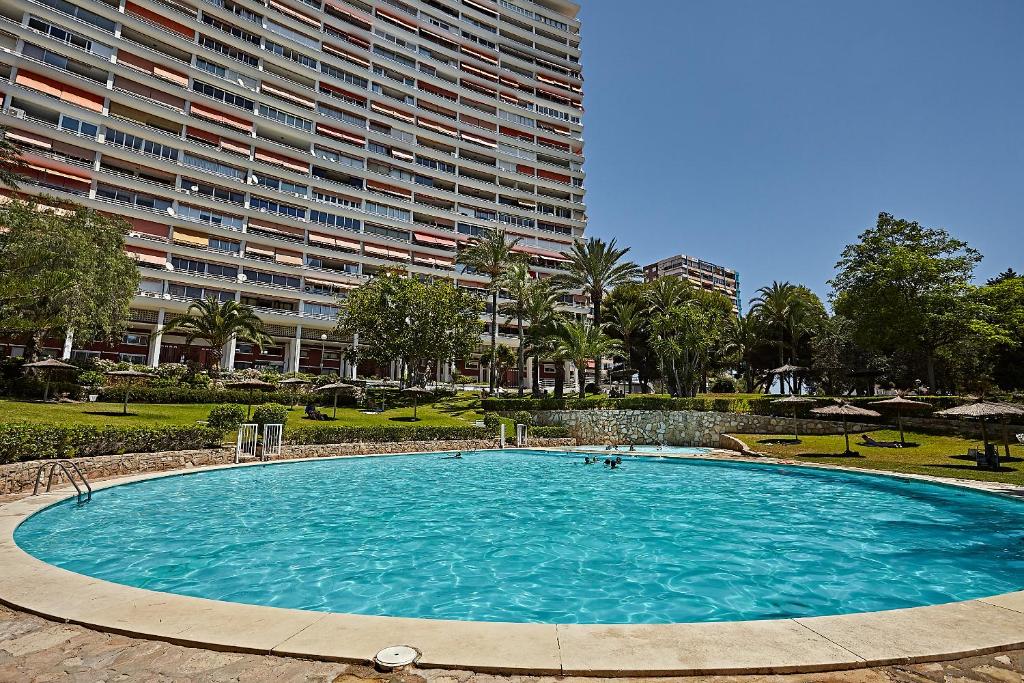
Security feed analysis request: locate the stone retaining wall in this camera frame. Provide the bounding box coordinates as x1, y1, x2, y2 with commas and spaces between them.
0, 438, 576, 495
535, 410, 868, 447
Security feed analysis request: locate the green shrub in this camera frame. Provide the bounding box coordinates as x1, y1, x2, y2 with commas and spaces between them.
207, 404, 246, 433
285, 425, 491, 445
530, 426, 570, 438
710, 376, 737, 393
92, 386, 318, 406
251, 403, 289, 428
510, 410, 534, 426
482, 413, 501, 429
0, 424, 225, 464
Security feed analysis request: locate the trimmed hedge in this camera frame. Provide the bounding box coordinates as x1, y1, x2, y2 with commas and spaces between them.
93, 386, 356, 407
530, 426, 570, 438
0, 424, 225, 464
285, 425, 492, 445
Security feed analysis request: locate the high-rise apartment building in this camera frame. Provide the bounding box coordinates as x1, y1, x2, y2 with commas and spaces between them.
0, 0, 587, 380
643, 253, 741, 312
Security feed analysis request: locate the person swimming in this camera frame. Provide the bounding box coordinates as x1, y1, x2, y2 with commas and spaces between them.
615, 456, 622, 464
441, 452, 463, 460
584, 456, 593, 464
628, 443, 636, 452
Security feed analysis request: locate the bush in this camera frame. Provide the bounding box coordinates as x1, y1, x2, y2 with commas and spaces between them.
0, 424, 225, 464
530, 426, 570, 438
482, 413, 501, 429
285, 425, 491, 446
207, 404, 246, 433
92, 386, 316, 406
251, 403, 289, 428
710, 376, 737, 393
510, 410, 534, 426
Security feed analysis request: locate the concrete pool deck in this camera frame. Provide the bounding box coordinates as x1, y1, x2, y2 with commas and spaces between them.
1, 449, 1023, 676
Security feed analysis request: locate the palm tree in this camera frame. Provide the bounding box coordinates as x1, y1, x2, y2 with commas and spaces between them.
723, 312, 760, 392
499, 260, 534, 396
457, 227, 522, 391
522, 280, 564, 393
0, 128, 26, 189
163, 297, 271, 374
605, 298, 645, 393
559, 237, 640, 389
551, 319, 621, 397
749, 281, 800, 392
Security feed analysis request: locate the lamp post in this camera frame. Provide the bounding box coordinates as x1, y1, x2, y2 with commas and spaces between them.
319, 333, 327, 376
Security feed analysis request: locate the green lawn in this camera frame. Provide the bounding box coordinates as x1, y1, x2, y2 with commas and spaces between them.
0, 394, 483, 430
739, 429, 1024, 486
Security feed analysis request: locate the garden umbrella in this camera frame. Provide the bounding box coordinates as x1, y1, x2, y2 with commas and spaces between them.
769, 364, 807, 395
224, 380, 276, 418
936, 401, 1024, 457
24, 358, 79, 402
869, 396, 933, 446
278, 377, 310, 408
316, 382, 349, 419
401, 386, 432, 421
105, 369, 149, 415
811, 401, 881, 455
772, 395, 816, 442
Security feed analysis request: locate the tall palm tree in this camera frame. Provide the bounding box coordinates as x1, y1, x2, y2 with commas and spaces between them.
749, 281, 799, 392
522, 279, 564, 393
0, 128, 26, 189
163, 297, 271, 374
457, 227, 522, 391
559, 237, 640, 389
723, 312, 760, 392
499, 260, 534, 396
605, 298, 645, 393
551, 319, 621, 397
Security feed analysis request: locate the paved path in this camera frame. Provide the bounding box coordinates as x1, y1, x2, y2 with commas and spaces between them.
1, 606, 1022, 683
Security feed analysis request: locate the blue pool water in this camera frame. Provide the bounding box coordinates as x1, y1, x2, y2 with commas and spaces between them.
572, 445, 710, 455
15, 450, 1024, 624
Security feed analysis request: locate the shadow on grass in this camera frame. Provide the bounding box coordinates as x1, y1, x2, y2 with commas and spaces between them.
83, 411, 138, 417
919, 463, 1018, 473
950, 453, 1023, 463
389, 416, 421, 423
794, 452, 866, 459
757, 438, 802, 445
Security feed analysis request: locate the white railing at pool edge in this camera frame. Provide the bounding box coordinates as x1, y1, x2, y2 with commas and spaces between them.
262, 424, 283, 460
236, 424, 258, 463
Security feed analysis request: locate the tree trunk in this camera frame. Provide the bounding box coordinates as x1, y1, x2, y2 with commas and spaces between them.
489, 289, 499, 392
554, 361, 564, 399
926, 352, 936, 392
533, 352, 542, 395
625, 340, 633, 394
592, 290, 602, 390
24, 331, 43, 362
778, 331, 786, 393
517, 313, 525, 396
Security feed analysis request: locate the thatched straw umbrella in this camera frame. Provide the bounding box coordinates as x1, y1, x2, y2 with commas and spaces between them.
936, 401, 1024, 456
105, 369, 150, 415
24, 358, 79, 401
401, 386, 432, 421
811, 401, 881, 454
869, 396, 933, 446
278, 377, 310, 409
224, 379, 276, 418
316, 381, 350, 419
769, 364, 807, 395
772, 395, 816, 442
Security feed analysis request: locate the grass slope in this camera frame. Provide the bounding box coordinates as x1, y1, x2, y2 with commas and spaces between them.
740, 429, 1024, 485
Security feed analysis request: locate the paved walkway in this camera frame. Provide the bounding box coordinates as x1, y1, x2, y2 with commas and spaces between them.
1, 606, 1022, 683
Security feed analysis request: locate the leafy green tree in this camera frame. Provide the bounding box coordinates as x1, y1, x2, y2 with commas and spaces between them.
337, 271, 483, 386
457, 227, 523, 391
551, 319, 621, 397
559, 237, 640, 389
831, 212, 985, 390
521, 278, 564, 393
605, 297, 645, 393
971, 276, 1024, 390
0, 198, 139, 359
499, 261, 537, 395
722, 312, 760, 393
0, 128, 26, 189
163, 298, 271, 374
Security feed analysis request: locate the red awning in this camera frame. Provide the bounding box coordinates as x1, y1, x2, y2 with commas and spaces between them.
513, 244, 570, 262
413, 231, 457, 248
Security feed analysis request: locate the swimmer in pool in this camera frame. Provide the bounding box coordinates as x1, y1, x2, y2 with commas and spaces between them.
441, 452, 463, 460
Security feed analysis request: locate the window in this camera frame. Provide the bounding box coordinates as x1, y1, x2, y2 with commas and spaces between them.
177, 204, 244, 229
265, 19, 318, 48
315, 147, 364, 168
250, 195, 307, 219
183, 177, 245, 204
303, 302, 339, 317
105, 129, 178, 160
59, 115, 98, 138
320, 63, 368, 89
123, 333, 148, 345
201, 14, 260, 44
199, 34, 259, 67
36, 0, 115, 32
242, 268, 300, 288
258, 104, 312, 131
27, 17, 114, 58
182, 152, 246, 180
209, 236, 240, 253
365, 222, 410, 241
255, 174, 308, 197
310, 210, 360, 231
313, 190, 359, 208
266, 40, 317, 69
416, 155, 455, 174
192, 80, 255, 110
365, 201, 410, 222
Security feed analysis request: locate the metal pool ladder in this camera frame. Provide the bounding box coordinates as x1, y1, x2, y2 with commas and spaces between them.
33, 460, 92, 503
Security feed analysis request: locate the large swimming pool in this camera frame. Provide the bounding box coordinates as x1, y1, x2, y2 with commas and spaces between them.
15, 450, 1024, 624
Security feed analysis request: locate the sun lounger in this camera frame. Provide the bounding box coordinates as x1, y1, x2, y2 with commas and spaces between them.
859, 434, 903, 448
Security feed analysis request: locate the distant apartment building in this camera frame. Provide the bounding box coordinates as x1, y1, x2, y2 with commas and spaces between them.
0, 0, 588, 383
643, 253, 741, 312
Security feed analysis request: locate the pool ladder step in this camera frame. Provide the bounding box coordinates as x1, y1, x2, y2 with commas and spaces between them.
32, 460, 92, 503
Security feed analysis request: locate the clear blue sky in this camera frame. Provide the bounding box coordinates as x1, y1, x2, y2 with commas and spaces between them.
577, 0, 1024, 304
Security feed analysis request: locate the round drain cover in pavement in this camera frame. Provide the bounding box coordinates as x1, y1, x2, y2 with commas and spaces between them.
374, 645, 419, 669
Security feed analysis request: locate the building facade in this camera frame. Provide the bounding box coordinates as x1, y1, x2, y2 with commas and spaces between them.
643, 253, 741, 313
0, 0, 587, 382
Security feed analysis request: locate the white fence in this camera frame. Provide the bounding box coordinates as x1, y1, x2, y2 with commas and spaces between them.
235, 424, 257, 463
262, 423, 283, 459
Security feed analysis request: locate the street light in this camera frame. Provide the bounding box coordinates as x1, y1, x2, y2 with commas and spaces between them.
319, 333, 327, 376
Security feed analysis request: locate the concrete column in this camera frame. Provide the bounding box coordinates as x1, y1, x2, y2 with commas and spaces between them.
61, 329, 74, 360
350, 334, 359, 380
289, 325, 302, 373
525, 357, 534, 390
222, 334, 237, 371
148, 309, 165, 368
